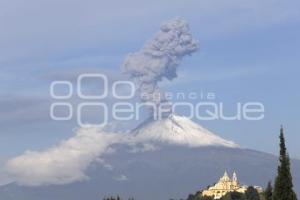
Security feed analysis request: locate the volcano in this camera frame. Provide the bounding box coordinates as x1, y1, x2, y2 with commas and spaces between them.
1, 114, 300, 200
130, 114, 238, 148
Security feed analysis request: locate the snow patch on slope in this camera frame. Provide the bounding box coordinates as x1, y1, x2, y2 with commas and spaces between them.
131, 114, 238, 148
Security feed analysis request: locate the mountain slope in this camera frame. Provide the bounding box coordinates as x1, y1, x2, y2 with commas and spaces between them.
1, 146, 300, 200
1, 115, 299, 200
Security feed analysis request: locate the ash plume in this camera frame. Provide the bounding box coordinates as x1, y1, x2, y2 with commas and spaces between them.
122, 18, 198, 117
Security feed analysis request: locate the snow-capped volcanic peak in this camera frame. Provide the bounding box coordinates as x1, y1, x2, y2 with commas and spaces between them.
132, 114, 239, 148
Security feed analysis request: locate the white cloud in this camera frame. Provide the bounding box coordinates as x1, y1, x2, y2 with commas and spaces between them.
128, 143, 158, 153
5, 127, 120, 186
114, 174, 129, 182
4, 125, 161, 186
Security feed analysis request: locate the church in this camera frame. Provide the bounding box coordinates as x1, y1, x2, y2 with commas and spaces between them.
202, 171, 262, 199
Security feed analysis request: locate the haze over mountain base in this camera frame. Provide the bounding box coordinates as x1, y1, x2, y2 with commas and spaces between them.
1, 114, 299, 200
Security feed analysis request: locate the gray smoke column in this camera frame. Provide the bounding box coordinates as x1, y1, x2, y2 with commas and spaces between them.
122, 18, 198, 117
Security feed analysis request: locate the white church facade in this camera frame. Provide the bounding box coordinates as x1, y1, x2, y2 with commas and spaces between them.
202, 171, 262, 199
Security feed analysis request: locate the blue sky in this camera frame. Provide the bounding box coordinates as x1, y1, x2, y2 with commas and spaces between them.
1, 0, 300, 167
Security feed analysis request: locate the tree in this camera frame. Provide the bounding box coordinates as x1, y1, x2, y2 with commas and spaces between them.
187, 194, 195, 200
199, 196, 214, 200
186, 191, 203, 200
220, 191, 245, 200
102, 196, 134, 200
273, 126, 298, 200
263, 181, 272, 200
245, 186, 260, 200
